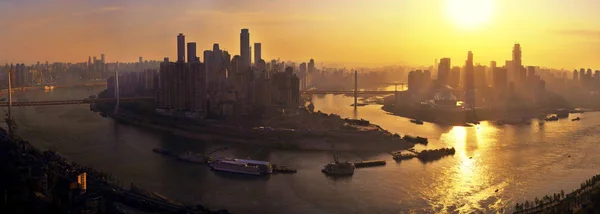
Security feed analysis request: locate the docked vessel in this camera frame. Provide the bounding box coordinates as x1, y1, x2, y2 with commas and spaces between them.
410, 119, 424, 125
233, 159, 273, 174
322, 161, 355, 176
544, 114, 559, 121
322, 147, 355, 176
208, 158, 263, 175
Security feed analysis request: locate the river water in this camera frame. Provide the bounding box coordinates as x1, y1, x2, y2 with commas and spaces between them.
6, 86, 600, 214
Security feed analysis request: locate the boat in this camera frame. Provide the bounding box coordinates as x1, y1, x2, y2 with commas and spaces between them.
233, 158, 273, 174
572, 117, 581, 121
321, 149, 355, 176
322, 161, 355, 176
354, 160, 386, 168
544, 114, 559, 121
410, 119, 424, 125
208, 158, 262, 175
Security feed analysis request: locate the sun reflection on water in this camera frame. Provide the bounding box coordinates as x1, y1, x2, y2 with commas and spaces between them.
429, 123, 504, 213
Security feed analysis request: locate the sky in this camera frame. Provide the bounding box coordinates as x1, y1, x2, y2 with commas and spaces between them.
0, 0, 599, 69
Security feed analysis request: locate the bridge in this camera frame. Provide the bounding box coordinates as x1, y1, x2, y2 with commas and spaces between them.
301, 90, 397, 95
0, 97, 154, 107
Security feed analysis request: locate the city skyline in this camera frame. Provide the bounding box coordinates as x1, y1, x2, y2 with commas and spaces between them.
1, 0, 600, 68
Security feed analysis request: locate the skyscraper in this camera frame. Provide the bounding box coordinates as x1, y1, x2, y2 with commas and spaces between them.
187, 42, 197, 63
512, 44, 523, 85
464, 51, 475, 108
240, 29, 251, 70
177, 33, 185, 62
254, 43, 262, 65
437, 58, 451, 85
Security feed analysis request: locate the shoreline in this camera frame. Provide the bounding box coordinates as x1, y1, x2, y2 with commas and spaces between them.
381, 104, 594, 126
0, 127, 227, 214
104, 110, 415, 153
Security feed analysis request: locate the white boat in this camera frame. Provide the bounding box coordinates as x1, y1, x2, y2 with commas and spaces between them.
233, 158, 273, 174
208, 158, 262, 175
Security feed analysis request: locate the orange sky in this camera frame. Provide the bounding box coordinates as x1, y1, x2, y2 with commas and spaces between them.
1, 0, 599, 69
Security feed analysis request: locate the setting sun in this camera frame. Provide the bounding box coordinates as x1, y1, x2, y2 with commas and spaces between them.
445, 0, 495, 29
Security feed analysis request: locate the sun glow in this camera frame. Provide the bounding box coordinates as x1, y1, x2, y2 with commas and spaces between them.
445, 0, 495, 29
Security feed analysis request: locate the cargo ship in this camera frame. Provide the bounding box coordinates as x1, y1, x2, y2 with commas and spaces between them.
208, 158, 263, 175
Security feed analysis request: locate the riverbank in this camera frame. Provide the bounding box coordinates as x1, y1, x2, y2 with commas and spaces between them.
93, 92, 416, 153
105, 109, 414, 153
0, 127, 228, 214
381, 103, 595, 126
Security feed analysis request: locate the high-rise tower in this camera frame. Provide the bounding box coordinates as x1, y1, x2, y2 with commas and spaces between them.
254, 43, 262, 65
240, 29, 251, 70
187, 42, 197, 63
177, 33, 185, 62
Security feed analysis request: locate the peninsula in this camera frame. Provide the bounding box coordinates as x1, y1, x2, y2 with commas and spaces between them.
93, 90, 419, 152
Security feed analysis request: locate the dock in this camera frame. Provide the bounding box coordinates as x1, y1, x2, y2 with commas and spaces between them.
353, 160, 386, 168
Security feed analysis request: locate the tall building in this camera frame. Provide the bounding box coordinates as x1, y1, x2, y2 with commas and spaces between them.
187, 42, 197, 63
512, 44, 523, 85
437, 58, 451, 85
587, 69, 593, 86
493, 67, 508, 90
527, 66, 536, 87
449, 66, 461, 88
474, 65, 487, 88
157, 60, 206, 115
464, 51, 475, 108
580, 68, 586, 86
299, 62, 307, 90
573, 69, 579, 82
254, 43, 261, 65
240, 29, 251, 71
177, 33, 185, 62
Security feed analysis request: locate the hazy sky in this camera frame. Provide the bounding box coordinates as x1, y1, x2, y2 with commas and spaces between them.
1, 0, 599, 69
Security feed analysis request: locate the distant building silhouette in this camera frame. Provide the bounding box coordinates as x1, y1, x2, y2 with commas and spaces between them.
177, 33, 185, 62
464, 51, 475, 108
254, 43, 262, 65
240, 29, 251, 71
437, 58, 451, 85
187, 42, 197, 63
449, 66, 461, 88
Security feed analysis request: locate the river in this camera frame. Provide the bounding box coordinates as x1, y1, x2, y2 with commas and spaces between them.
6, 86, 600, 214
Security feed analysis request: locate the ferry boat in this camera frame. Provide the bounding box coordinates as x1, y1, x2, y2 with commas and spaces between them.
208, 158, 262, 175
233, 158, 273, 174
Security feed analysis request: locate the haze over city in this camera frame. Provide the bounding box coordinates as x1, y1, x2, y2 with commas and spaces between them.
1, 0, 599, 68
3, 1, 600, 214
